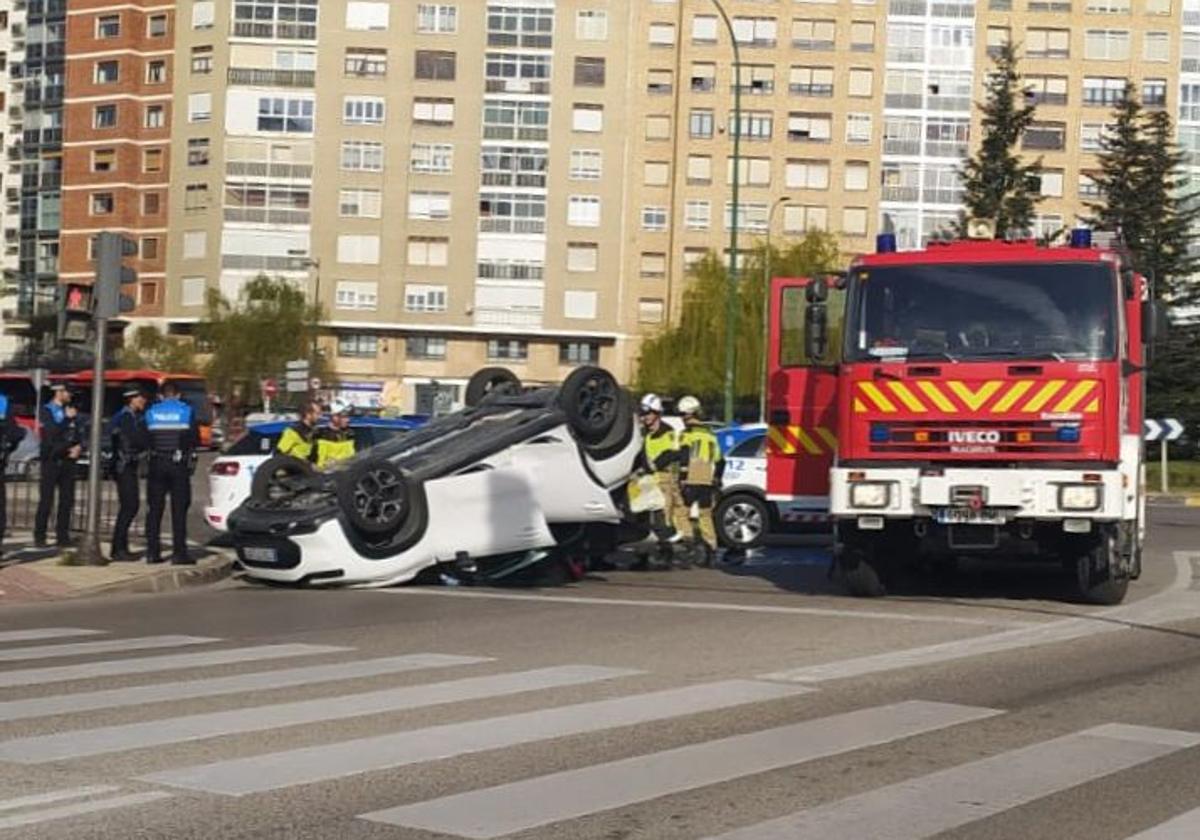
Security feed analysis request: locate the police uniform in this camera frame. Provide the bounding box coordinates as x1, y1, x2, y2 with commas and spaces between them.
144, 395, 199, 564
315, 426, 355, 469
673, 423, 725, 554
34, 391, 80, 547
109, 391, 148, 560
276, 420, 317, 463
0, 395, 25, 556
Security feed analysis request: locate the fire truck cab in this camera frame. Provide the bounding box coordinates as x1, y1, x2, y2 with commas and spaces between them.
767, 229, 1164, 605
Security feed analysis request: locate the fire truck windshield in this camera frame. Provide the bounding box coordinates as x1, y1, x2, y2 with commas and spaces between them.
845, 261, 1117, 363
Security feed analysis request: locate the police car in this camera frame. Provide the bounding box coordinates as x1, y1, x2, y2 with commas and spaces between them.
228, 366, 640, 587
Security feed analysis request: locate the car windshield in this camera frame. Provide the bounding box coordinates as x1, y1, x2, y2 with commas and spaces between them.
227, 431, 282, 456
845, 261, 1118, 363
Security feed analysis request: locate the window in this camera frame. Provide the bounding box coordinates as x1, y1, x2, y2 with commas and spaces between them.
885, 68, 924, 108
792, 19, 835, 50
146, 60, 166, 84
143, 193, 162, 215
849, 69, 873, 98
143, 148, 164, 173
687, 154, 712, 184
256, 96, 313, 132
339, 188, 382, 218
91, 192, 115, 215
725, 202, 770, 233
560, 341, 600, 364
1146, 0, 1170, 12
925, 117, 971, 156
648, 69, 674, 96
346, 1, 389, 30
572, 104, 603, 132
783, 205, 828, 233
574, 57, 606, 87
1080, 122, 1113, 151
140, 283, 160, 306
483, 99, 549, 141
416, 4, 457, 33
642, 206, 668, 232
487, 5, 553, 48
567, 243, 598, 272
577, 10, 608, 40
731, 110, 773, 141
850, 21, 875, 51
1083, 77, 1127, 106
92, 148, 116, 172
734, 16, 778, 47
1025, 75, 1069, 106
922, 165, 963, 204
338, 334, 378, 358
411, 143, 453, 174
689, 109, 714, 138
646, 116, 671, 140
685, 200, 711, 230
186, 94, 211, 123
845, 161, 869, 191
182, 277, 206, 307
407, 336, 447, 360
193, 1, 215, 29
413, 97, 454, 124
842, 207, 868, 236
691, 62, 716, 93
789, 66, 833, 97
563, 293, 598, 322
148, 13, 167, 37
94, 105, 117, 129
786, 159, 830, 190
568, 195, 601, 227
233, 0, 318, 39
415, 50, 456, 81
1039, 169, 1064, 197
408, 190, 451, 220
486, 51, 551, 94
95, 61, 119, 84
185, 184, 209, 211
341, 140, 384, 171
1144, 32, 1169, 62
344, 97, 385, 126
183, 231, 207, 259
1143, 79, 1167, 107
1024, 121, 1066, 150
334, 282, 378, 312
1026, 28, 1070, 59
407, 237, 449, 266
846, 113, 873, 144
692, 15, 718, 42
728, 157, 772, 186
346, 48, 387, 78
487, 340, 528, 362
1084, 29, 1129, 60
191, 46, 213, 75
734, 65, 775, 96
569, 149, 602, 180
641, 252, 667, 279
638, 299, 665, 324
649, 22, 676, 46
337, 235, 381, 265
787, 112, 832, 143
97, 14, 120, 38
986, 27, 1010, 58
1079, 171, 1102, 198
1086, 0, 1129, 10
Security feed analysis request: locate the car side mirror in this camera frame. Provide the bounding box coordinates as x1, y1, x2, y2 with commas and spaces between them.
1142, 300, 1169, 360
805, 303, 828, 361
805, 280, 828, 304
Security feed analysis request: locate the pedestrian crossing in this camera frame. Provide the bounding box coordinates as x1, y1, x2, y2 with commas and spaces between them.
0, 625, 1199, 838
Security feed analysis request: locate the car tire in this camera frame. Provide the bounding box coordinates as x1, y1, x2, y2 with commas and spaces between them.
249, 455, 321, 503
558, 366, 623, 446
465, 367, 521, 407
578, 387, 635, 461
1073, 529, 1129, 605
335, 460, 415, 539
715, 493, 771, 550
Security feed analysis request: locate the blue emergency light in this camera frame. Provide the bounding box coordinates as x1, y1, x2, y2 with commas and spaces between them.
870, 424, 891, 443
1056, 426, 1081, 443
876, 233, 897, 254
1069, 228, 1092, 249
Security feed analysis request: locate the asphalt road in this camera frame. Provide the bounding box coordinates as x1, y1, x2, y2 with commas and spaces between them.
1, 506, 1200, 839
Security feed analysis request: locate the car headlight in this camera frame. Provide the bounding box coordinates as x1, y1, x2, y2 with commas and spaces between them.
850, 481, 892, 509
1059, 484, 1102, 511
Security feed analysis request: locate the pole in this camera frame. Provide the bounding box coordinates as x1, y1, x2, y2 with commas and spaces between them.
712, 0, 741, 424
1161, 438, 1169, 495
81, 319, 108, 565
760, 198, 790, 423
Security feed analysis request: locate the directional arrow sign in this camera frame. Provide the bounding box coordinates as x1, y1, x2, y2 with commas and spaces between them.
1164, 418, 1185, 441
1145, 418, 1185, 442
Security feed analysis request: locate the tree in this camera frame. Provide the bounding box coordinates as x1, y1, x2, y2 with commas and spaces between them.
957, 43, 1043, 238
116, 325, 198, 372
635, 231, 841, 412
197, 275, 327, 406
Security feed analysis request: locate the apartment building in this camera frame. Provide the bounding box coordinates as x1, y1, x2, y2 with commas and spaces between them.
0, 1, 27, 359
155, 0, 1187, 409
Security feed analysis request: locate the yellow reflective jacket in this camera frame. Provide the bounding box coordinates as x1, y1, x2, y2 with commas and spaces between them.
679, 424, 722, 485
642, 424, 679, 473
315, 431, 356, 469
276, 422, 316, 462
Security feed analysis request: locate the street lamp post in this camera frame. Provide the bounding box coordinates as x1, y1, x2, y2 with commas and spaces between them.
760, 197, 792, 422
711, 0, 742, 424
288, 252, 321, 359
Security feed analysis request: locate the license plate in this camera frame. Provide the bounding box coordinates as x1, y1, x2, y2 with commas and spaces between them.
242, 546, 279, 564
934, 507, 1007, 525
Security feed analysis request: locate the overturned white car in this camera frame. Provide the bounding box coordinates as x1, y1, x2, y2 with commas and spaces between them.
228, 366, 640, 587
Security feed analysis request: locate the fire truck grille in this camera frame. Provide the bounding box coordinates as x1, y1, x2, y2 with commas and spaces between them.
869, 420, 1083, 454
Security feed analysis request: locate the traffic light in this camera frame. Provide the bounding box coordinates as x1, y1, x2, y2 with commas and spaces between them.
93, 231, 137, 318
56, 282, 94, 343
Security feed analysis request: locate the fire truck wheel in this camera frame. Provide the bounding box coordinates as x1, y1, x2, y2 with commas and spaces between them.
1073, 529, 1129, 606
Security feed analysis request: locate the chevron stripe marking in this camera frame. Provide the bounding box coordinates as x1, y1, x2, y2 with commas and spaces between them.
946, 381, 1003, 412
815, 427, 838, 451
916, 381, 957, 413
990, 380, 1034, 414
767, 426, 795, 455
1084, 398, 1100, 414
858, 382, 898, 413
792, 427, 823, 456
1022, 380, 1067, 413
1052, 380, 1098, 414
853, 398, 867, 414
886, 382, 927, 413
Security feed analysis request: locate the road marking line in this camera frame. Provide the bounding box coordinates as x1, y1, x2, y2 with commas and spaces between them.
1124, 806, 1200, 839
0, 635, 218, 663
0, 785, 120, 812
0, 644, 348, 689
382, 588, 1030, 629
703, 724, 1200, 840
0, 653, 491, 723
359, 700, 1001, 839
761, 551, 1200, 684
0, 665, 639, 764
0, 792, 173, 830
0, 629, 104, 644
142, 679, 810, 796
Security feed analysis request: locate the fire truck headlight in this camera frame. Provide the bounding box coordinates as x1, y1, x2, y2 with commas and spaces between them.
850, 481, 892, 509
1059, 484, 1102, 512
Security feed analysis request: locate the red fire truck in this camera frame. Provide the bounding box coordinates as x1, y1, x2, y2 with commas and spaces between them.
766, 228, 1163, 604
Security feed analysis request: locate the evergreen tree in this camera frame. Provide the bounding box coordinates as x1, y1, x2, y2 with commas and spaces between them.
957, 43, 1043, 238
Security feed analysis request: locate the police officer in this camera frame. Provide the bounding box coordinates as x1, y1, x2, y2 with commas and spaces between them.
315, 401, 356, 469
109, 388, 148, 561
276, 401, 320, 463
673, 395, 725, 566
0, 392, 26, 559
144, 383, 199, 565
34, 384, 81, 548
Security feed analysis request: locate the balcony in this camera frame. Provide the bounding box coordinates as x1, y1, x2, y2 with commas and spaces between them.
883, 138, 922, 155
474, 308, 543, 329
232, 21, 316, 41
224, 207, 310, 225
882, 185, 920, 202
228, 67, 315, 88
225, 161, 313, 180
479, 217, 545, 234
925, 140, 969, 157
485, 79, 551, 95
885, 93, 924, 109
221, 254, 307, 272
887, 47, 925, 63
888, 0, 927, 14
923, 188, 964, 204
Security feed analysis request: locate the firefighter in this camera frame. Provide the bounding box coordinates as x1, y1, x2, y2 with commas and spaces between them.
144, 383, 199, 565
109, 388, 148, 561
673, 395, 725, 567
315, 401, 356, 469
276, 401, 321, 463
634, 393, 685, 563
0, 392, 25, 559
34, 384, 81, 548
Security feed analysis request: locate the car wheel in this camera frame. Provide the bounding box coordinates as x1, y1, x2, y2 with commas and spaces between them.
715, 493, 770, 549
1073, 529, 1129, 605
465, 367, 521, 407
336, 460, 413, 538
558, 366, 622, 445
249, 455, 321, 503
579, 387, 634, 461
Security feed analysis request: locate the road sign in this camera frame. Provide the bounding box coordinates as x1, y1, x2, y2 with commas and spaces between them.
310, 377, 322, 391
1145, 418, 1185, 442
285, 359, 310, 372
261, 378, 278, 399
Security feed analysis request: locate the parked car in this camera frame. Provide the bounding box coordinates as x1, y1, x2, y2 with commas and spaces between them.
204, 416, 422, 531
228, 366, 639, 588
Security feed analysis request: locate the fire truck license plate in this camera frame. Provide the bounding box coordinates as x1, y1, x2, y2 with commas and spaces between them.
934, 507, 1007, 525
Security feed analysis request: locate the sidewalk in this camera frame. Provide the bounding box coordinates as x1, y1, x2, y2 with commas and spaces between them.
1147, 493, 1200, 507
0, 533, 234, 604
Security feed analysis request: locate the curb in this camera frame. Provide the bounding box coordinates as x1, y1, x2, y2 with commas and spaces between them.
81, 552, 236, 598
1147, 494, 1200, 507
